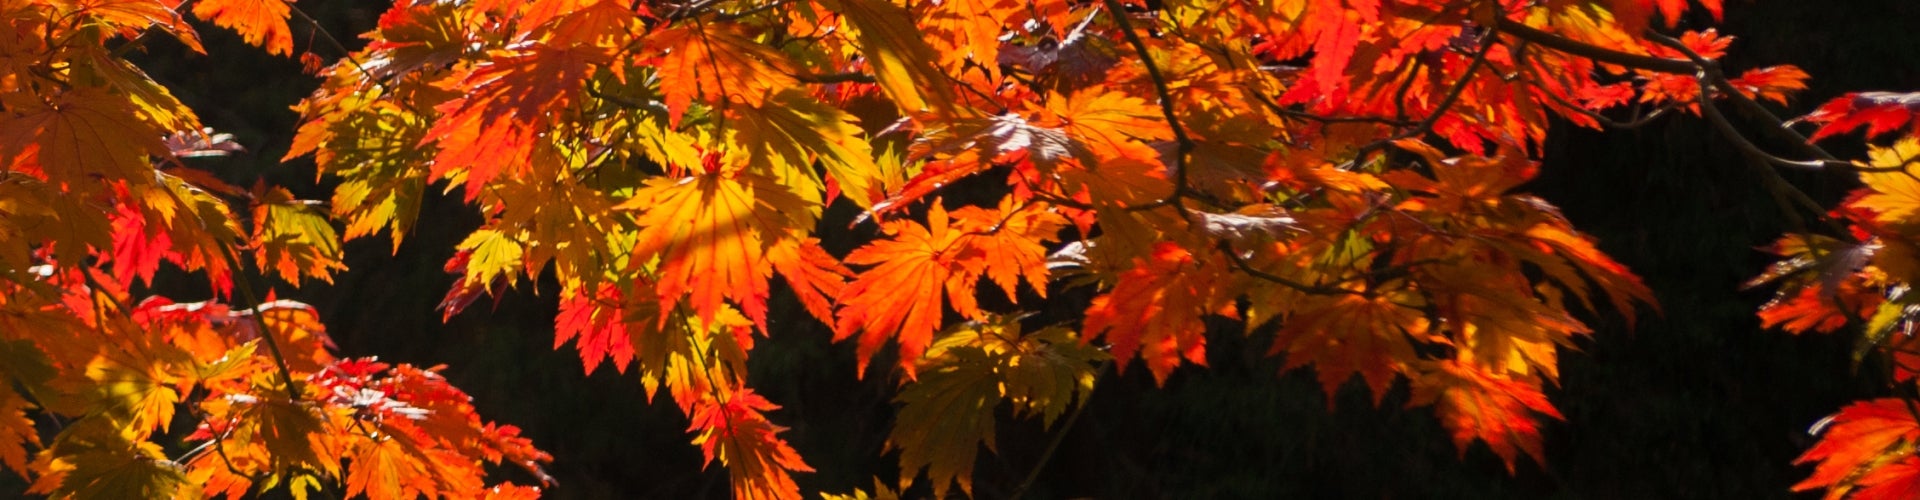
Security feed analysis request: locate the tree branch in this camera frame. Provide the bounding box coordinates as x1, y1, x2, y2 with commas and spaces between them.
1492, 18, 1696, 74
1099, 0, 1195, 217
1641, 32, 1845, 166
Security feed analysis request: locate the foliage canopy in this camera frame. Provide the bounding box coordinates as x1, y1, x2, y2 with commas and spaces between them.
1, 0, 1917, 498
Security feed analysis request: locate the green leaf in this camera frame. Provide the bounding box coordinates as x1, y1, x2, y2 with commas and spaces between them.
251, 186, 346, 286
456, 228, 525, 288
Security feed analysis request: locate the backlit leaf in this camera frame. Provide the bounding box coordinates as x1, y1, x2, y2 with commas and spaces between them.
687, 388, 812, 500
1410, 360, 1563, 473
191, 0, 296, 56
1795, 399, 1920, 500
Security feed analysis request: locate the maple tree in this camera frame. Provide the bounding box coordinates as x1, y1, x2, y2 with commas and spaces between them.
0, 0, 1913, 497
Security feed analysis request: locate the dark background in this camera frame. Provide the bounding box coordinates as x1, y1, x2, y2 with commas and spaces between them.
131, 0, 1920, 498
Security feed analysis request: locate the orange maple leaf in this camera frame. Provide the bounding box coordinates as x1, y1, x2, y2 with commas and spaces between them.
646, 23, 798, 126
190, 0, 295, 56
554, 283, 634, 375
619, 166, 814, 329
1795, 399, 1920, 500
1082, 242, 1237, 384
836, 203, 975, 376
0, 88, 168, 193
1411, 360, 1564, 473
688, 388, 813, 500
1272, 291, 1425, 400
424, 45, 600, 196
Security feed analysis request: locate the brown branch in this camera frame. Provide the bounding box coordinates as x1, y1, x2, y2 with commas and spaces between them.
1690, 70, 1854, 240
1542, 88, 1680, 130
1641, 31, 1845, 166
1492, 18, 1696, 74
1500, 21, 1851, 171
1217, 241, 1366, 297
1099, 0, 1195, 217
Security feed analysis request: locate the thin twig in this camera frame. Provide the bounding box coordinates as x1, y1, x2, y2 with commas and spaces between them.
1344, 29, 1498, 170
1542, 87, 1679, 130
712, 0, 789, 22
1217, 241, 1365, 296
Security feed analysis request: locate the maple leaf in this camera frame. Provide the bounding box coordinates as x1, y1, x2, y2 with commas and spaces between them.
345, 437, 442, 500
232, 300, 337, 373
1639, 0, 1722, 26
892, 317, 1102, 497
82, 53, 204, 134
1272, 291, 1426, 400
948, 199, 1068, 300
1518, 220, 1656, 324
1806, 92, 1920, 142
918, 0, 1021, 72
456, 228, 525, 290
1728, 65, 1810, 106
0, 386, 40, 477
32, 421, 188, 499
63, 0, 205, 52
1851, 138, 1920, 229
1385, 139, 1540, 213
1082, 242, 1237, 384
108, 197, 171, 286
821, 479, 901, 500
688, 388, 813, 500
424, 44, 601, 196
1031, 87, 1171, 164
0, 88, 169, 193
191, 0, 296, 56
250, 186, 346, 286
554, 282, 635, 375
647, 23, 799, 126
1410, 360, 1564, 473
836, 203, 974, 376
618, 167, 814, 329
816, 0, 960, 116
187, 386, 341, 497
288, 92, 431, 250
767, 238, 853, 327
890, 345, 999, 498
730, 90, 890, 209
1795, 399, 1920, 500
